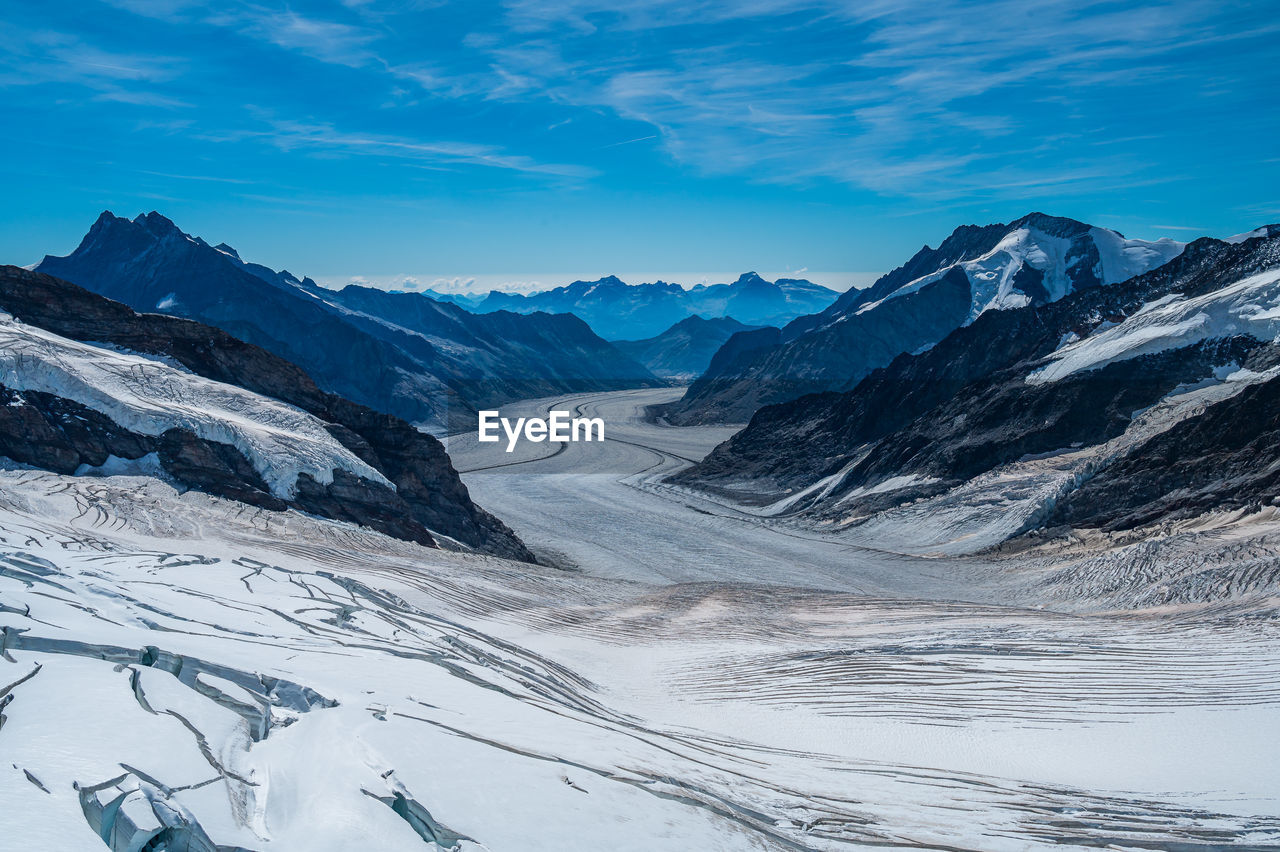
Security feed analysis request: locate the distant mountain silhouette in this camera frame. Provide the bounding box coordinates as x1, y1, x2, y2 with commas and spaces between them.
614, 315, 762, 380
37, 212, 658, 432
469, 272, 837, 340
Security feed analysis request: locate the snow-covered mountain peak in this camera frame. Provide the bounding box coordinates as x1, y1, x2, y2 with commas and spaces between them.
852, 218, 1185, 324
1087, 226, 1185, 285
1227, 224, 1280, 244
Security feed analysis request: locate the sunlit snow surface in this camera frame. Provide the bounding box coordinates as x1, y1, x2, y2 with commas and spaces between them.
0, 312, 390, 497
4, 390, 1277, 849
1029, 267, 1280, 384
852, 226, 1184, 323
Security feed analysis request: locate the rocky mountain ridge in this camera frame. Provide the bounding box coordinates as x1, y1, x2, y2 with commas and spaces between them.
661, 213, 1186, 424
37, 212, 657, 432
0, 264, 533, 561
675, 226, 1280, 552
613, 315, 761, 380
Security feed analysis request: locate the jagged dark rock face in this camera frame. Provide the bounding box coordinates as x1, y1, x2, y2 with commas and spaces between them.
613, 315, 761, 380
473, 272, 838, 340
35, 211, 656, 431
0, 384, 288, 512
0, 264, 533, 561
677, 228, 1280, 538
1048, 367, 1280, 531
805, 337, 1265, 510
0, 387, 154, 478
661, 213, 1183, 425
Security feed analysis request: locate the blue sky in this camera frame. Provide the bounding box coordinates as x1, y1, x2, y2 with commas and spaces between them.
2, 0, 1278, 293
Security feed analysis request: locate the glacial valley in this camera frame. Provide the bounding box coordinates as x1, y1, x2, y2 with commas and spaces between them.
5, 386, 1274, 851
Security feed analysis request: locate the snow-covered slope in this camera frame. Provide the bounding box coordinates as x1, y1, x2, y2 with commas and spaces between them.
0, 312, 388, 497
855, 223, 1184, 322
664, 213, 1187, 424
2, 469, 1279, 851
1029, 267, 1280, 384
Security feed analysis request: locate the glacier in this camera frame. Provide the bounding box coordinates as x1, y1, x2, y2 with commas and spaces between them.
3, 387, 1279, 850
2, 464, 1279, 851
0, 311, 391, 498
1028, 267, 1280, 385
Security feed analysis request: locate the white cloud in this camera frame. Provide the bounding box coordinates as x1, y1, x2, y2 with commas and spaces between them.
236, 8, 378, 67
387, 0, 1245, 197
253, 117, 598, 178
0, 29, 188, 105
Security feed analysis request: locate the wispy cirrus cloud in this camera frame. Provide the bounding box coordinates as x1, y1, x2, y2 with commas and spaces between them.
227, 7, 378, 67
213, 116, 598, 179
0, 28, 188, 105
0, 30, 183, 84
393, 0, 1271, 197
81, 0, 1270, 197
15, 0, 1278, 213
11, 1, 590, 182
100, 0, 382, 67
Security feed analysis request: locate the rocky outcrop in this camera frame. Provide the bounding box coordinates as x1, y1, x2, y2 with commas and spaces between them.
0, 265, 533, 561
1047, 363, 1280, 530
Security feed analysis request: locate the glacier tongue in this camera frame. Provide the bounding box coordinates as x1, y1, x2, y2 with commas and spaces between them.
1087, 226, 1185, 285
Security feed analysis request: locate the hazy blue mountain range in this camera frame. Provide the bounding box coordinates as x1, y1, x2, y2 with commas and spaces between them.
36, 212, 658, 432
613, 315, 762, 380
461, 272, 837, 340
